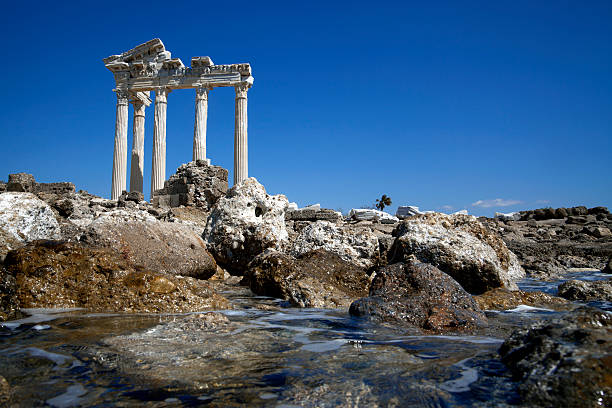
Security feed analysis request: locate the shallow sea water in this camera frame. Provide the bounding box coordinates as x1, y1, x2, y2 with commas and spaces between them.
0, 270, 607, 407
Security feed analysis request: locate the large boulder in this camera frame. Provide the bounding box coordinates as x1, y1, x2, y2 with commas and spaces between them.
349, 260, 487, 333
0, 192, 61, 257
499, 307, 612, 407
0, 268, 21, 321
80, 209, 217, 280
152, 160, 228, 210
204, 178, 289, 274
243, 249, 369, 308
557, 279, 612, 302
390, 213, 524, 294
290, 221, 380, 269
3, 241, 229, 313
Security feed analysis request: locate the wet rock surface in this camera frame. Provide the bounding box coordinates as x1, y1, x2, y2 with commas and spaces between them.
390, 213, 524, 294
80, 209, 218, 280
204, 178, 289, 274
350, 260, 487, 332
557, 278, 612, 302
0, 268, 21, 322
499, 307, 612, 408
3, 240, 229, 313
474, 288, 568, 311
243, 249, 369, 308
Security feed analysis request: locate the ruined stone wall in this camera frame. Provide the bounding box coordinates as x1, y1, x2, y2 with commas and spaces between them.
3, 173, 75, 196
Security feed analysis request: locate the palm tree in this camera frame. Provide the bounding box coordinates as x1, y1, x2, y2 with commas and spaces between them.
375, 194, 392, 211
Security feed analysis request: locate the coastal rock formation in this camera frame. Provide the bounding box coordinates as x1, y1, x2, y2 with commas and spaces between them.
349, 260, 487, 332
151, 160, 228, 210
483, 210, 612, 279
557, 279, 612, 302
499, 307, 612, 407
290, 221, 380, 269
474, 288, 568, 311
80, 209, 218, 280
243, 249, 369, 308
0, 268, 21, 321
3, 240, 229, 313
604, 257, 612, 274
0, 192, 61, 257
204, 178, 289, 274
390, 213, 524, 294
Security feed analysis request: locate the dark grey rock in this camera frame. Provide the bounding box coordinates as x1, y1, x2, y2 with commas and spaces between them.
499, 307, 612, 407
285, 208, 341, 222
0, 267, 21, 322
557, 279, 612, 301
349, 260, 487, 333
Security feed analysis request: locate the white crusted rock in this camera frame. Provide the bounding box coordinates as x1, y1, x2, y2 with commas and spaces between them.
349, 208, 399, 224
391, 213, 525, 294
0, 192, 61, 255
203, 178, 289, 273
290, 221, 379, 269
396, 206, 423, 219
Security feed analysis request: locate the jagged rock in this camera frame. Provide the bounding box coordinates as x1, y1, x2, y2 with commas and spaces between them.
0, 192, 61, 257
582, 226, 611, 238
494, 212, 520, 221
81, 209, 217, 280
203, 178, 289, 274
396, 206, 422, 219
0, 268, 21, 322
290, 220, 380, 269
389, 213, 524, 294
152, 160, 228, 210
499, 307, 612, 407
243, 249, 369, 308
348, 208, 398, 224
604, 257, 612, 274
557, 279, 612, 302
285, 208, 341, 222
3, 240, 229, 313
349, 260, 487, 333
474, 288, 568, 311
588, 206, 609, 215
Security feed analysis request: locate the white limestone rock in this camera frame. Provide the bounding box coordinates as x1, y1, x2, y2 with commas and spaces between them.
396, 206, 423, 219
290, 221, 379, 269
348, 208, 399, 224
452, 210, 468, 215
495, 212, 520, 221
0, 192, 61, 255
203, 178, 289, 273
391, 213, 525, 294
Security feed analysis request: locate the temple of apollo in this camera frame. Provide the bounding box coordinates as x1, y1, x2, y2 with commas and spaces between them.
104, 39, 253, 200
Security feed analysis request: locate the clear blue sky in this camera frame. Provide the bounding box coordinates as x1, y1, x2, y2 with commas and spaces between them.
1, 1, 610, 216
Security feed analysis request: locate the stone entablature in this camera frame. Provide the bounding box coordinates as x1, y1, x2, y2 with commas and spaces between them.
104, 39, 253, 200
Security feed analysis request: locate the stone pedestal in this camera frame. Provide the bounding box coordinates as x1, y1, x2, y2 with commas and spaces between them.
111, 91, 129, 200
151, 88, 168, 196
193, 86, 209, 161
130, 101, 146, 193
234, 83, 249, 185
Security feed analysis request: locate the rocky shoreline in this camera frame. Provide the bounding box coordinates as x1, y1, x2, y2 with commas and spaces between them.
1, 161, 611, 407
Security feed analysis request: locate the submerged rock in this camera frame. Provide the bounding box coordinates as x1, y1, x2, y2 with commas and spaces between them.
349, 260, 487, 333
390, 213, 524, 294
499, 307, 612, 407
204, 178, 289, 274
81, 209, 217, 280
474, 288, 568, 311
0, 192, 61, 257
3, 241, 229, 313
243, 249, 369, 308
557, 279, 612, 302
290, 221, 380, 269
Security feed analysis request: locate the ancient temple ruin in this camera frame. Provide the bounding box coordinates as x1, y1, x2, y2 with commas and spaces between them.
104, 39, 253, 200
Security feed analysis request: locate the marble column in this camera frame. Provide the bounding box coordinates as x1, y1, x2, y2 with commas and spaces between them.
151, 88, 168, 196
129, 101, 146, 193
193, 86, 210, 162
234, 83, 249, 185
111, 90, 129, 200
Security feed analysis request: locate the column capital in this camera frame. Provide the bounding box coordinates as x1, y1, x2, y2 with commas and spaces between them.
195, 86, 211, 101
114, 89, 129, 105
235, 82, 250, 99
